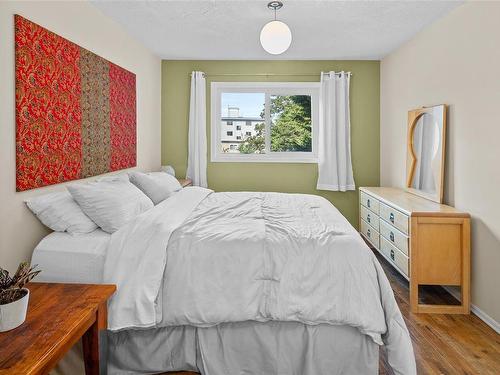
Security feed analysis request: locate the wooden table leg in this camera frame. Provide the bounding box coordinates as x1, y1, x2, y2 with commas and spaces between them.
83, 302, 107, 375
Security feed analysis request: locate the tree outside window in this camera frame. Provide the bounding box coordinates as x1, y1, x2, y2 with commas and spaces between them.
238, 95, 311, 154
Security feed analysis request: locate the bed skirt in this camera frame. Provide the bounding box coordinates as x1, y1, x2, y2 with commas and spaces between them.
107, 321, 379, 375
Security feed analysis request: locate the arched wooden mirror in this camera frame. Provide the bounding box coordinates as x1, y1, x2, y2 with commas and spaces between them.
406, 104, 447, 203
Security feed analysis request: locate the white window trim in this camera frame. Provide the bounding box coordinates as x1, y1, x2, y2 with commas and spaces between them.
211, 82, 320, 163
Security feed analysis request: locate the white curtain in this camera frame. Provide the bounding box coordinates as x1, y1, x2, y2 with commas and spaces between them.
316, 71, 355, 191
186, 71, 208, 188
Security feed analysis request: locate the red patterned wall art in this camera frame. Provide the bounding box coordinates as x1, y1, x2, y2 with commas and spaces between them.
15, 15, 137, 191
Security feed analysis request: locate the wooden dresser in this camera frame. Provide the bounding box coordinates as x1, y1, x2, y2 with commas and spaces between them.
359, 187, 471, 314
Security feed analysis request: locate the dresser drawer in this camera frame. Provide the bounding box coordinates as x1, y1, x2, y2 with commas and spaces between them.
379, 219, 409, 256
360, 219, 379, 249
380, 236, 409, 277
360, 191, 379, 214
379, 202, 409, 234
360, 205, 379, 231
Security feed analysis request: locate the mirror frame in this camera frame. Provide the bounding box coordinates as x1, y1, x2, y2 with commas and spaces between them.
406, 104, 447, 203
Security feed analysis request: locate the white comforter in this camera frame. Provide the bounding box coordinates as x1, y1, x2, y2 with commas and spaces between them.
104, 187, 416, 374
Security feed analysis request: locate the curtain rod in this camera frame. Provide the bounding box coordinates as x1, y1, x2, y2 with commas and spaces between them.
190, 72, 352, 78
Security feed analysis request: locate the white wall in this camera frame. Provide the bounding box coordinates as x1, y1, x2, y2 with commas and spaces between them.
381, 2, 500, 323
0, 1, 162, 272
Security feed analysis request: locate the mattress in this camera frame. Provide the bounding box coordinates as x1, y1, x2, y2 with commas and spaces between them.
31, 230, 110, 284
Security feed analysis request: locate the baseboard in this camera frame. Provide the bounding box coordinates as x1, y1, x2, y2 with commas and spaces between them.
444, 286, 500, 334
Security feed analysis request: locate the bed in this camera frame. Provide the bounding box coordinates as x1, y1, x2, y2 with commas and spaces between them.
32, 187, 416, 375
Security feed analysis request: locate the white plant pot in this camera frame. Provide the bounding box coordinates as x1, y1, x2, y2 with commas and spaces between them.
0, 288, 30, 332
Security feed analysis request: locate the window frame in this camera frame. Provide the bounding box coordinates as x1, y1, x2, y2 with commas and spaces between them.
211, 82, 320, 163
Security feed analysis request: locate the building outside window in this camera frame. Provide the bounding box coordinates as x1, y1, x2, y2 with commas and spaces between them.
218, 103, 264, 154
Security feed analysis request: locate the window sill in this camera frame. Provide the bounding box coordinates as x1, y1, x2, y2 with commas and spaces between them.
211, 155, 318, 164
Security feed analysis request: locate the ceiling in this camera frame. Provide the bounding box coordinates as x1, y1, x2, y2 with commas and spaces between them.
91, 0, 462, 60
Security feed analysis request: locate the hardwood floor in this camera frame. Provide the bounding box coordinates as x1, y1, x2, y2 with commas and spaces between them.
376, 251, 500, 375
162, 250, 500, 375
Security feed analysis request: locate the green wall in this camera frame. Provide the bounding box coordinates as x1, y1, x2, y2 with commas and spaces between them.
162, 61, 380, 227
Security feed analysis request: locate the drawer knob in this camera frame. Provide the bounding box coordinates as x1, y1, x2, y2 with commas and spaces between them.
367, 214, 371, 223
389, 212, 395, 223
390, 232, 395, 242
390, 249, 395, 261
367, 199, 371, 208
367, 228, 371, 237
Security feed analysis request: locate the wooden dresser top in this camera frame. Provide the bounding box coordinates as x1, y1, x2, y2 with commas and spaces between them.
360, 187, 469, 217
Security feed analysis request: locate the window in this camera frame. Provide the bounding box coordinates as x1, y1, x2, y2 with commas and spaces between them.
226, 121, 233, 125
211, 82, 319, 162
226, 131, 233, 136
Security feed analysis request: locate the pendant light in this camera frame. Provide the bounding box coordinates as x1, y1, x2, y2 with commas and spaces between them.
260, 1, 292, 55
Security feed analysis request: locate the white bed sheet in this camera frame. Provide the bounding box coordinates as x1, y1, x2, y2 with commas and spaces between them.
31, 230, 110, 284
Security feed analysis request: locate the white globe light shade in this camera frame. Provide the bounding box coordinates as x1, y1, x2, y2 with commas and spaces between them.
260, 20, 292, 55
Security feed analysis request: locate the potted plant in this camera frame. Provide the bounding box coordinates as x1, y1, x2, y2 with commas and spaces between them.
0, 262, 40, 332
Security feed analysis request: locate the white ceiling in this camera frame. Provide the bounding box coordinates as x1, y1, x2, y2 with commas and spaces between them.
91, 0, 462, 60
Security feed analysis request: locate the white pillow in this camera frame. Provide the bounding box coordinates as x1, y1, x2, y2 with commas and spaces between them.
26, 191, 98, 234
67, 175, 154, 233
129, 171, 182, 205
